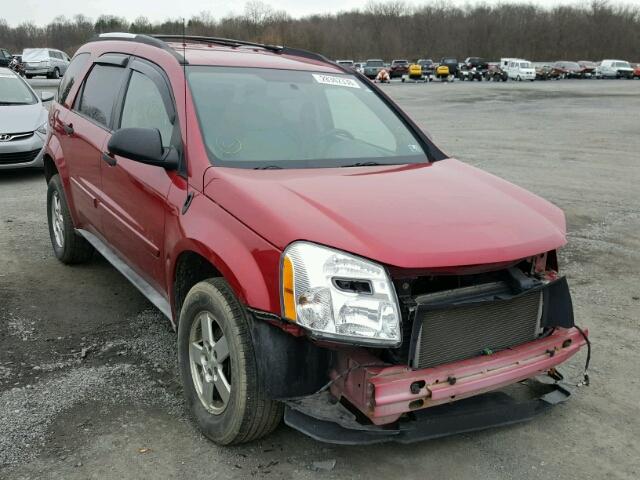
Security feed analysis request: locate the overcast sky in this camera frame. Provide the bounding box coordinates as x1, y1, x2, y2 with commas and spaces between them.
4, 0, 640, 26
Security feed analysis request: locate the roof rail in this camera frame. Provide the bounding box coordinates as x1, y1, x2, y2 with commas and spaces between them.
90, 32, 345, 72
151, 34, 342, 71
90, 32, 187, 64
151, 34, 283, 53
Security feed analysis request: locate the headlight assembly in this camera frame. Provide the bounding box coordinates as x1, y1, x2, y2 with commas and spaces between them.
280, 241, 401, 346
36, 122, 47, 135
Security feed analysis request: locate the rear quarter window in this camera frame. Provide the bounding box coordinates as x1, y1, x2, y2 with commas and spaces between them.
58, 53, 90, 106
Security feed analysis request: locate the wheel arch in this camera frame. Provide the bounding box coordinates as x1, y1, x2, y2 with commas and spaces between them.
168, 235, 280, 325
172, 248, 224, 322
43, 153, 58, 183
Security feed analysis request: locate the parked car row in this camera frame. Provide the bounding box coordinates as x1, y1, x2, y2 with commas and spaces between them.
337, 56, 640, 82
0, 47, 71, 79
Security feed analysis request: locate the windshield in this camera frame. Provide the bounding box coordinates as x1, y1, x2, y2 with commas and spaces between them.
187, 67, 428, 169
0, 72, 37, 105
366, 60, 383, 67
614, 61, 631, 68
22, 48, 49, 62
519, 62, 532, 68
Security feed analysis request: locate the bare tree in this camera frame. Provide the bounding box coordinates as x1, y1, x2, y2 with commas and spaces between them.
1, 2, 638, 62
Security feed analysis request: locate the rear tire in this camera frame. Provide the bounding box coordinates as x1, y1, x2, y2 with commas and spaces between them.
47, 174, 94, 264
178, 278, 283, 445
52, 68, 60, 79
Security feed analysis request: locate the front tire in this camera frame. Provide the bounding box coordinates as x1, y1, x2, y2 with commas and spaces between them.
47, 174, 94, 264
178, 278, 283, 445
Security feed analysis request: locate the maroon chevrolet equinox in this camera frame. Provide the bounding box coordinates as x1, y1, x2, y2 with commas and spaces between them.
43, 33, 589, 445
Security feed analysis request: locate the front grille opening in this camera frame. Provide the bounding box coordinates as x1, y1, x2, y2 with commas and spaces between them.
381, 261, 550, 368
0, 149, 41, 165
412, 288, 543, 369
406, 258, 536, 299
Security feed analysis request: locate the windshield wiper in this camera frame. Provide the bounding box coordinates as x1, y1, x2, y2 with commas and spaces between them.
340, 161, 384, 168
253, 165, 283, 170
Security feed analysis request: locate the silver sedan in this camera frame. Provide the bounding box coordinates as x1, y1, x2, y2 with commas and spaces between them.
0, 67, 53, 169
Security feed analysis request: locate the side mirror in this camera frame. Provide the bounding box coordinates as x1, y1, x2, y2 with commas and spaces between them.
107, 128, 178, 169
40, 91, 54, 102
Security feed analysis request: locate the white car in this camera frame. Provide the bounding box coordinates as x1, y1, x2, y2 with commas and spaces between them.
336, 59, 354, 68
501, 58, 536, 81
22, 48, 70, 79
0, 67, 53, 169
597, 59, 634, 79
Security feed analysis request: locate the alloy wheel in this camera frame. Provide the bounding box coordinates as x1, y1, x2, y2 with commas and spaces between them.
189, 311, 232, 414
51, 191, 64, 248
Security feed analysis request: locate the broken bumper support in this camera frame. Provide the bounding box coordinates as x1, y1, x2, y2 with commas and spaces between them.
284, 379, 572, 445
334, 327, 586, 425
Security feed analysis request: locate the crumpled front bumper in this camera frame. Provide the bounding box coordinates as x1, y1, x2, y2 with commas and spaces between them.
285, 327, 587, 444
285, 380, 572, 444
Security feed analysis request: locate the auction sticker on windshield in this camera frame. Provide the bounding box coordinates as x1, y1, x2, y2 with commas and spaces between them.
312, 74, 360, 88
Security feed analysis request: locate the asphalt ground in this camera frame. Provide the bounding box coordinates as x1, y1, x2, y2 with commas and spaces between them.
1, 78, 639, 479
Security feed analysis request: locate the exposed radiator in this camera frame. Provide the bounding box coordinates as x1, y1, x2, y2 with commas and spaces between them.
411, 284, 543, 369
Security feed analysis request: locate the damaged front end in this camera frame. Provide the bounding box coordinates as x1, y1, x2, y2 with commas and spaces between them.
252, 251, 589, 444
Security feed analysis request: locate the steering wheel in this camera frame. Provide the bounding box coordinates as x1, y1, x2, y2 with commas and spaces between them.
315, 128, 356, 156
317, 128, 355, 142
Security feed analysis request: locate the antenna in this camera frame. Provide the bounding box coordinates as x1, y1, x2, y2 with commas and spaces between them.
180, 17, 194, 215
182, 18, 187, 148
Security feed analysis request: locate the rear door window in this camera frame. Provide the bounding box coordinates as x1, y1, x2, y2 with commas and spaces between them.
75, 64, 127, 128
58, 52, 90, 105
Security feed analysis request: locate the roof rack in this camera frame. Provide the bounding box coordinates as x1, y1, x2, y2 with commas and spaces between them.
92, 32, 188, 64
151, 34, 284, 53
151, 34, 338, 68
90, 32, 344, 72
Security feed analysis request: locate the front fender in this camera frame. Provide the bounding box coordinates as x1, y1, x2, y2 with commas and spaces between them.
165, 186, 282, 319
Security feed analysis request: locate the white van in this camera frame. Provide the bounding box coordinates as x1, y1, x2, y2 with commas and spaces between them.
501, 58, 535, 81
597, 59, 634, 79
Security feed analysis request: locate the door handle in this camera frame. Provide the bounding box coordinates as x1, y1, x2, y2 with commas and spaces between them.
102, 152, 117, 166
62, 122, 74, 135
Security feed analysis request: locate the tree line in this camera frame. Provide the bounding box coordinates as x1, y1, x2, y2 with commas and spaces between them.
1, 1, 639, 62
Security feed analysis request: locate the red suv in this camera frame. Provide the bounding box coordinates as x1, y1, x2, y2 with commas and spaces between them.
44, 33, 589, 445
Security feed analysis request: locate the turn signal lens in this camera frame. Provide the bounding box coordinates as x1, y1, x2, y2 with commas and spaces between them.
282, 255, 296, 321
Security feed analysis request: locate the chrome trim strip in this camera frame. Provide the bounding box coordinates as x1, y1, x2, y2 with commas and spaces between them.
0, 132, 34, 142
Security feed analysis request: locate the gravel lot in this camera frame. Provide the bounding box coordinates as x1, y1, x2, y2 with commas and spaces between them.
1, 79, 639, 479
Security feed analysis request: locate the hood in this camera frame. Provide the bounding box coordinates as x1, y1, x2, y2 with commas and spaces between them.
0, 102, 45, 133
204, 159, 566, 269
